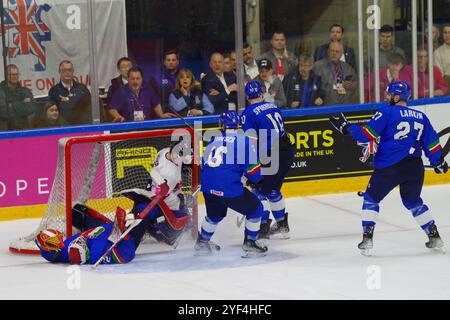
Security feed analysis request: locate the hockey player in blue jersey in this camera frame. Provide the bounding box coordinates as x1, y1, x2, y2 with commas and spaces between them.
240, 81, 295, 240
196, 110, 268, 258
36, 209, 136, 264
329, 81, 448, 255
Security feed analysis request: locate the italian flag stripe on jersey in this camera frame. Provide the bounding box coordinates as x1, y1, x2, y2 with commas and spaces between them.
428, 140, 442, 154
246, 162, 261, 175
83, 226, 105, 238
361, 125, 379, 141
245, 133, 258, 141
111, 248, 125, 264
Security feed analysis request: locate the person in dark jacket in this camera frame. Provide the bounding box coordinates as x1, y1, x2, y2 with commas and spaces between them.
106, 57, 133, 106
48, 60, 92, 125
201, 52, 238, 114
0, 64, 35, 131
169, 68, 214, 117
149, 50, 181, 113
33, 101, 69, 128
314, 24, 357, 72
283, 54, 325, 108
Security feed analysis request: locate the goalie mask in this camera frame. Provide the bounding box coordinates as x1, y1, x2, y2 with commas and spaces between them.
169, 138, 193, 165
68, 236, 90, 265
36, 229, 65, 251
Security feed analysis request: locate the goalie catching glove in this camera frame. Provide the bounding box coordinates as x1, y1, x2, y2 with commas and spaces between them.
329, 113, 350, 135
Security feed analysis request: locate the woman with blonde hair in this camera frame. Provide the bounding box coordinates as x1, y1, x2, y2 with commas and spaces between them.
169, 68, 214, 116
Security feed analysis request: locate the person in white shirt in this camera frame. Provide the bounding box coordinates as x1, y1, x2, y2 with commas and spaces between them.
434, 25, 450, 90
243, 43, 259, 81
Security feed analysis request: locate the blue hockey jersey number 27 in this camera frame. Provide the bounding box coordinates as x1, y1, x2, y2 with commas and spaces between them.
348, 105, 443, 169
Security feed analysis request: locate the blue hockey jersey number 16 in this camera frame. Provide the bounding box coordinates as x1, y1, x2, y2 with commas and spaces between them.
201, 132, 262, 198
348, 105, 443, 169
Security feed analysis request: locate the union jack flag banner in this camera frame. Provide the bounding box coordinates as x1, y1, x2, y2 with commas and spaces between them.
357, 138, 380, 164
0, 0, 127, 97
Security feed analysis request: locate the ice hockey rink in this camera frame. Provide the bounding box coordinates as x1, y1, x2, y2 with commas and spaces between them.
1, 184, 450, 300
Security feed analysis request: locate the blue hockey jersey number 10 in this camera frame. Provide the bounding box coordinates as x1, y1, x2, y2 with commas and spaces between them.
201, 132, 262, 198
241, 101, 286, 151
348, 106, 443, 169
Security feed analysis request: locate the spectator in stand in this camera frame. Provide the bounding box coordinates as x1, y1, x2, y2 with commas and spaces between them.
224, 51, 237, 75
253, 58, 287, 108
230, 51, 237, 74
149, 50, 181, 112
403, 48, 448, 98
314, 24, 357, 72
243, 43, 259, 81
168, 68, 215, 117
313, 41, 357, 106
283, 54, 324, 108
108, 67, 176, 122
201, 52, 238, 114
33, 102, 68, 128
259, 31, 297, 81
0, 64, 35, 130
106, 57, 133, 106
364, 53, 408, 102
223, 53, 233, 73
48, 60, 92, 125
434, 25, 450, 90
366, 25, 406, 73
425, 25, 443, 52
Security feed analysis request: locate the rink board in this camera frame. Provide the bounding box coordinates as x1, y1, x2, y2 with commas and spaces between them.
0, 100, 449, 221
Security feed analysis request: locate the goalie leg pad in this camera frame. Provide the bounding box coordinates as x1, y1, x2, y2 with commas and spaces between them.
72, 204, 112, 232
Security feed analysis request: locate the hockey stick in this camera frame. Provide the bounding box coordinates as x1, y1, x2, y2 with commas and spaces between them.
92, 192, 165, 268
168, 105, 196, 130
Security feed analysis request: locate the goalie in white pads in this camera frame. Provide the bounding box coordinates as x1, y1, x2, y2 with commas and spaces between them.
69, 139, 194, 251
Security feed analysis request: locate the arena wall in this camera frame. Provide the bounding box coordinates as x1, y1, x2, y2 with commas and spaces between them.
1, 99, 449, 221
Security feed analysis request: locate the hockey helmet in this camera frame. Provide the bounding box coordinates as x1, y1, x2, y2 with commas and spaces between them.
219, 110, 240, 130
169, 137, 193, 165
387, 81, 411, 102
245, 80, 264, 100
36, 229, 65, 251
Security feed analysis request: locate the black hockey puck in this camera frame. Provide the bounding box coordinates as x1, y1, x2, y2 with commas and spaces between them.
357, 191, 364, 197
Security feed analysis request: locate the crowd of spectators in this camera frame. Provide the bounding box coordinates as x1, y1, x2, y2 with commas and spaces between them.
0, 23, 449, 131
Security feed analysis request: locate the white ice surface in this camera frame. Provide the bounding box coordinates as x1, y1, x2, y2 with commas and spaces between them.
1, 184, 450, 300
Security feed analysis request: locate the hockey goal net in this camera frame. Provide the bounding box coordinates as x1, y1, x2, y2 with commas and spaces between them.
9, 128, 198, 254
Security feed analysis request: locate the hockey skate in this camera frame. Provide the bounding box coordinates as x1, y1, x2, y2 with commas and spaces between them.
258, 219, 272, 240
269, 213, 290, 239
242, 236, 268, 258
193, 233, 221, 256
426, 224, 446, 254
358, 225, 374, 257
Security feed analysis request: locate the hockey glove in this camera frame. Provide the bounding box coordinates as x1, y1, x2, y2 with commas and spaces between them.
329, 113, 350, 135
154, 181, 170, 197
433, 156, 448, 174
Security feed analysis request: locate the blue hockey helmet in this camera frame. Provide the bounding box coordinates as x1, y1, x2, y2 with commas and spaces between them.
387, 81, 411, 101
245, 80, 264, 100
219, 110, 240, 130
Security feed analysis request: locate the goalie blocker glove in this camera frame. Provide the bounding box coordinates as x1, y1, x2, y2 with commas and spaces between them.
433, 156, 448, 174
329, 113, 350, 135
